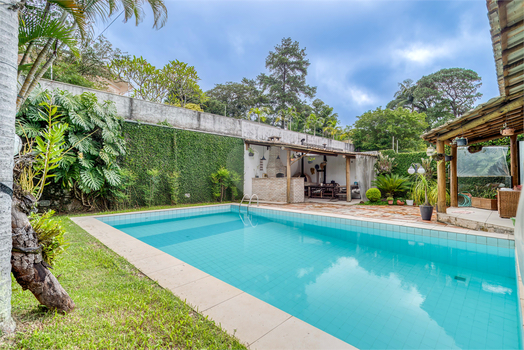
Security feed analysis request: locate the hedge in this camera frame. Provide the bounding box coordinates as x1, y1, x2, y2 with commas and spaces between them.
380, 150, 437, 177
121, 122, 244, 206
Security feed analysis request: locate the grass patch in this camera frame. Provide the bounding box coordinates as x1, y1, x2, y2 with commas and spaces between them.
70, 201, 233, 217
1, 217, 246, 350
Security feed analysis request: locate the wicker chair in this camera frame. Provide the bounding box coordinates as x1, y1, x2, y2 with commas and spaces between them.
497, 190, 521, 218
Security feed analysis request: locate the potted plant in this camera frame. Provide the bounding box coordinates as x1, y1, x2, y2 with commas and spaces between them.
413, 173, 433, 221
387, 197, 394, 205
248, 147, 255, 157
406, 192, 414, 206
307, 157, 315, 164
397, 198, 405, 205
500, 123, 515, 136
453, 137, 468, 146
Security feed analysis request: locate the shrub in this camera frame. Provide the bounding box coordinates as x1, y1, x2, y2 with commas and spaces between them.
29, 210, 68, 266
366, 188, 381, 202
374, 153, 396, 175
372, 174, 411, 197
211, 167, 241, 202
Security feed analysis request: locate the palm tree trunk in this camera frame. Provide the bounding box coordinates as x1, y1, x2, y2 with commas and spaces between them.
11, 180, 75, 312
17, 11, 67, 110
22, 40, 62, 103
0, 3, 18, 334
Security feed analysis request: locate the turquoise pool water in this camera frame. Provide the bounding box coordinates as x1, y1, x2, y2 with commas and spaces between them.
101, 207, 521, 349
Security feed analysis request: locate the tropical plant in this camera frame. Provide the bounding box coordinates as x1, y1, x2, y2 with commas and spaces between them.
167, 170, 181, 205
372, 174, 411, 198
305, 113, 324, 136
211, 167, 241, 202
420, 157, 435, 180
366, 188, 381, 202
144, 169, 160, 207
110, 168, 138, 209
29, 210, 68, 266
411, 173, 449, 206
248, 107, 270, 123
17, 88, 126, 208
374, 153, 396, 176
323, 119, 341, 139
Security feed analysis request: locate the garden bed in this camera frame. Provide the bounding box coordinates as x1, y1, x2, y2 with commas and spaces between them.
1, 216, 246, 349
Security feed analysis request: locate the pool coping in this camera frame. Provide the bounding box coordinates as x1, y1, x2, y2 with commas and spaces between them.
71, 203, 515, 349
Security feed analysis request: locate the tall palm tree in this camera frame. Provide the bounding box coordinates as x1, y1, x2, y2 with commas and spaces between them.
1, 0, 168, 326
305, 113, 323, 136
0, 2, 18, 334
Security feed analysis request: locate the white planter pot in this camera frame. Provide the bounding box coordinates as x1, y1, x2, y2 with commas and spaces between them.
406, 200, 414, 206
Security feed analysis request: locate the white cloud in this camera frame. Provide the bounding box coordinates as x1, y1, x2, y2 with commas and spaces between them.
391, 13, 490, 66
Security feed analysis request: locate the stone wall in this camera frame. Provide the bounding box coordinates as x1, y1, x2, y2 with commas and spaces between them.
38, 79, 352, 151
252, 178, 304, 203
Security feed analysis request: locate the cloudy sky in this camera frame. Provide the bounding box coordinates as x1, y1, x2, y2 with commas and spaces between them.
99, 0, 498, 127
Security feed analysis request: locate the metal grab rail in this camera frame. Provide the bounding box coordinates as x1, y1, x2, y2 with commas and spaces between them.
239, 194, 259, 215
239, 194, 250, 213
247, 194, 259, 214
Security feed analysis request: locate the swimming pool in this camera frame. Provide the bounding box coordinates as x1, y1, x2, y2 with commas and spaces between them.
99, 205, 522, 349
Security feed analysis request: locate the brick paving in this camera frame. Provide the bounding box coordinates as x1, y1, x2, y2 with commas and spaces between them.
260, 202, 449, 227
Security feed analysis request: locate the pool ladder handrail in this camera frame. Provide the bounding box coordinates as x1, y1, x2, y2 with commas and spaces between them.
239, 194, 259, 215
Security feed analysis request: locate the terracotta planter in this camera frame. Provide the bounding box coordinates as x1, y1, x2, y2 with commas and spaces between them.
397, 200, 405, 205
471, 197, 497, 210
388, 200, 393, 205
501, 128, 514, 136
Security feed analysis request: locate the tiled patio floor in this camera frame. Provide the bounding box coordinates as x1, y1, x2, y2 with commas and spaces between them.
260, 202, 446, 226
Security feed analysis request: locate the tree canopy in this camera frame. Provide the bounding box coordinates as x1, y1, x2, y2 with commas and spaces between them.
351, 107, 428, 151
387, 68, 482, 130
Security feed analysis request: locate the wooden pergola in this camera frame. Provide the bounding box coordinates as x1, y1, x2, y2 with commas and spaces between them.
421, 0, 524, 213
244, 138, 376, 203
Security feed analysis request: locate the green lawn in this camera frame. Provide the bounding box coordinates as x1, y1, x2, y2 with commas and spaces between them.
2, 215, 246, 350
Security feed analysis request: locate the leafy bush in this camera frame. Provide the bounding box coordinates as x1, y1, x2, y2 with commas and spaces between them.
166, 170, 181, 205
211, 167, 241, 202
29, 210, 68, 266
17, 88, 126, 207
366, 188, 381, 202
372, 174, 411, 197
144, 169, 161, 207
374, 153, 396, 175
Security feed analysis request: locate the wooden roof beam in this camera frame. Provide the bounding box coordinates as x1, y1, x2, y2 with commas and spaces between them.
437, 98, 524, 141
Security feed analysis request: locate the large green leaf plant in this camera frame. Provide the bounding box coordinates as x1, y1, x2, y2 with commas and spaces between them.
17, 88, 126, 207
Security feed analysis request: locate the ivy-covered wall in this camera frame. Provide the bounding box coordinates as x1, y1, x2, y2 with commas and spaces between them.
121, 122, 244, 206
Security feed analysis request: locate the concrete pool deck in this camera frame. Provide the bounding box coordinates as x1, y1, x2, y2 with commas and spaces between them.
71, 204, 515, 349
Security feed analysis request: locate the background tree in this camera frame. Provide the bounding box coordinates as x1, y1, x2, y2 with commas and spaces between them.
258, 37, 316, 128
43, 35, 128, 89
351, 107, 428, 151
205, 80, 260, 119
110, 56, 168, 102
388, 68, 482, 130
305, 113, 323, 136
164, 60, 206, 108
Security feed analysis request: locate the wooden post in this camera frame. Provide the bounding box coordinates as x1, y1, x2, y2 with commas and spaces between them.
510, 134, 518, 188
345, 157, 351, 202
287, 150, 291, 203
450, 144, 458, 207
437, 140, 447, 213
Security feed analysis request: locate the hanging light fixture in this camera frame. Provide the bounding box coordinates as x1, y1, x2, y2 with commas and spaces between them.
408, 165, 415, 175
417, 167, 426, 174
261, 148, 266, 161
426, 145, 436, 157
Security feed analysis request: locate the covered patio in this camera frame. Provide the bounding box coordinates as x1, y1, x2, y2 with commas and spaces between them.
243, 137, 377, 204
421, 0, 523, 229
